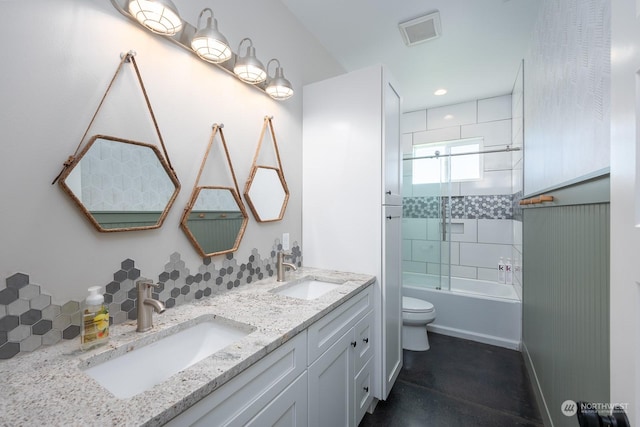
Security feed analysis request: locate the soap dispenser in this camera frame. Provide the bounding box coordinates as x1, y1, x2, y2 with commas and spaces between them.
80, 286, 109, 351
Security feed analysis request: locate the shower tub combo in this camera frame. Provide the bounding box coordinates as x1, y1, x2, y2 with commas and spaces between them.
402, 272, 522, 350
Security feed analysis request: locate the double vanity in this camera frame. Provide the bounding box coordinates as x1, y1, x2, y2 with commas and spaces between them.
0, 268, 375, 426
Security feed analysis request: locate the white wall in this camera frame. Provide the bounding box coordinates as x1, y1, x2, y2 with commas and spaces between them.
610, 0, 640, 423
524, 0, 610, 195
0, 0, 343, 303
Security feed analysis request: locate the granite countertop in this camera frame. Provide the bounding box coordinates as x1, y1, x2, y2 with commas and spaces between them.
0, 267, 375, 427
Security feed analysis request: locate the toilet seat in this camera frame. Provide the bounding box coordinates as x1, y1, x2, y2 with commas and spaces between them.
403, 296, 434, 313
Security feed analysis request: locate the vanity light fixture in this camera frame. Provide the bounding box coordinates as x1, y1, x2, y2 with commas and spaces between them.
265, 59, 294, 100
128, 0, 182, 36
110, 0, 293, 100
233, 38, 267, 84
191, 8, 232, 64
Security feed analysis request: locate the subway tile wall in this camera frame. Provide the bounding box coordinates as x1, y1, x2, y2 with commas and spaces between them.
402, 94, 522, 283
0, 240, 301, 360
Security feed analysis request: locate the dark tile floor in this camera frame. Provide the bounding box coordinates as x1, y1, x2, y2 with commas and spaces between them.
360, 333, 544, 427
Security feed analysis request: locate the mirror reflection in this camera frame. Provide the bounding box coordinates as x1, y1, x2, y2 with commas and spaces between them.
59, 135, 180, 232
244, 166, 289, 222
181, 187, 248, 257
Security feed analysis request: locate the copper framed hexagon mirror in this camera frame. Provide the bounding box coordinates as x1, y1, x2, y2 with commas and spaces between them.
244, 116, 289, 222
181, 124, 248, 257
53, 52, 181, 232
58, 135, 180, 232
181, 187, 246, 256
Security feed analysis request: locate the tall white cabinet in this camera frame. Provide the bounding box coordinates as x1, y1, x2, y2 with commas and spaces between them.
302, 65, 403, 406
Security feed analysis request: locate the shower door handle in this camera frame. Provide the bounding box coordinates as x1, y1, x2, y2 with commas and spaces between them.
441, 201, 447, 242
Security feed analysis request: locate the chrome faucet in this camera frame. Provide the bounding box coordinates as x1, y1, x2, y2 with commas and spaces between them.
136, 279, 166, 332
277, 251, 297, 282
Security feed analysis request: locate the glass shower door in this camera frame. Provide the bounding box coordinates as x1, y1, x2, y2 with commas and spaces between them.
438, 154, 451, 291
405, 147, 451, 291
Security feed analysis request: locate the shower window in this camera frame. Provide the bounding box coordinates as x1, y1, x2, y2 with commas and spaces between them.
412, 138, 483, 185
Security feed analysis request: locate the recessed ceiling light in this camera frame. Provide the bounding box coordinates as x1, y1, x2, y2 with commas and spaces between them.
444, 114, 454, 120
434, 89, 447, 96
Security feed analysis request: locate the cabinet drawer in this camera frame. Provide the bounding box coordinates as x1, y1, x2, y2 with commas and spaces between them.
354, 357, 374, 426
307, 286, 373, 364
354, 309, 374, 375
166, 331, 307, 427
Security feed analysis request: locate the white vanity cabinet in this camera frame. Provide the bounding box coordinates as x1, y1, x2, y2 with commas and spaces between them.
165, 332, 308, 427
307, 286, 374, 427
165, 285, 373, 427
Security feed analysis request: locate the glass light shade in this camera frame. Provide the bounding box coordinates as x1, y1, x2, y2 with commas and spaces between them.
191, 11, 231, 63
233, 43, 266, 84
128, 0, 182, 36
266, 67, 294, 100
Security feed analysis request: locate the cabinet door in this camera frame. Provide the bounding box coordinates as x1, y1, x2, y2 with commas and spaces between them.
382, 205, 403, 399
383, 77, 402, 205
308, 330, 354, 427
246, 372, 308, 427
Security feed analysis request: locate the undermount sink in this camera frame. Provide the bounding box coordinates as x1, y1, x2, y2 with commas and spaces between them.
83, 316, 254, 399
273, 277, 343, 300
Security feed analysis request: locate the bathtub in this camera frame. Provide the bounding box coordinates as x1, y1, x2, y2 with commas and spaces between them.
402, 272, 522, 350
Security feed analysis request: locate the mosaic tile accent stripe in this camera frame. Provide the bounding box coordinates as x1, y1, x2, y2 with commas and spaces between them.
0, 240, 301, 360
403, 194, 516, 220
513, 190, 524, 222
465, 195, 513, 219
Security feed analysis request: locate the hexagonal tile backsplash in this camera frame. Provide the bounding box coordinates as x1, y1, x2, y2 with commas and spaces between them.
0, 240, 302, 360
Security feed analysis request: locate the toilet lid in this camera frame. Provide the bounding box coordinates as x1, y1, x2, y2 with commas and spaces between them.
403, 296, 434, 313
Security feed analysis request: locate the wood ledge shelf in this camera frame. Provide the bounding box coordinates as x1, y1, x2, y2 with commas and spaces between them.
519, 195, 554, 205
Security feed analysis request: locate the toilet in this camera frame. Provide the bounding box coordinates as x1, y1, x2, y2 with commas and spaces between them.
402, 296, 436, 351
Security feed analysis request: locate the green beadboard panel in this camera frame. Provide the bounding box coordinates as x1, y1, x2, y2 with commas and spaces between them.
523, 203, 610, 427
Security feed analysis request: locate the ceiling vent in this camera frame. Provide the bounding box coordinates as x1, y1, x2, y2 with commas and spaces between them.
398, 11, 442, 47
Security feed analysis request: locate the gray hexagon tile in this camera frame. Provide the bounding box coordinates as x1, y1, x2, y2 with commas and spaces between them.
42, 329, 62, 346
41, 304, 61, 321
53, 314, 72, 331
7, 299, 29, 316
6, 273, 29, 290
8, 325, 30, 341
0, 239, 302, 359
30, 294, 51, 311
19, 284, 40, 300
20, 335, 42, 352
0, 288, 18, 305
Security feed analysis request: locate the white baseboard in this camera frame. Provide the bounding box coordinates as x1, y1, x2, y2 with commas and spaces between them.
428, 324, 521, 350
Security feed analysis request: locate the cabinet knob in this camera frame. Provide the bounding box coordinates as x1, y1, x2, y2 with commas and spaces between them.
363, 337, 369, 343
351, 341, 357, 348
363, 386, 369, 392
